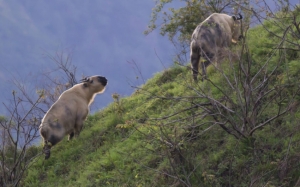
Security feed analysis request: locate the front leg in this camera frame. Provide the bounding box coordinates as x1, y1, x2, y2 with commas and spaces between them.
74, 120, 84, 137
74, 108, 88, 137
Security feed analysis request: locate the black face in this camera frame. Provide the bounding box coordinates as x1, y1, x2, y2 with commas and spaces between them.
97, 76, 108, 86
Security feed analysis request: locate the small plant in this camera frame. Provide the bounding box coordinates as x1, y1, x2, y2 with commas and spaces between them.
112, 93, 124, 118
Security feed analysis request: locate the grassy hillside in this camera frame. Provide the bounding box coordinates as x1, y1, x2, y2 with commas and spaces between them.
23, 12, 300, 187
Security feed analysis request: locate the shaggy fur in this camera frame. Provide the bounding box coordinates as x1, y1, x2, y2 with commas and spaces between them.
190, 13, 243, 81
39, 75, 107, 159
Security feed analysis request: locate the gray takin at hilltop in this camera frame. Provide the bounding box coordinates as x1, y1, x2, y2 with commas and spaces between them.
190, 13, 243, 81
39, 75, 108, 159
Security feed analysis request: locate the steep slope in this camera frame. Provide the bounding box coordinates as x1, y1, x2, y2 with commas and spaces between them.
23, 12, 300, 187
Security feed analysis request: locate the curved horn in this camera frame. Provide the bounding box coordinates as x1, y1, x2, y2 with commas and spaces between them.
236, 13, 243, 20
80, 77, 90, 83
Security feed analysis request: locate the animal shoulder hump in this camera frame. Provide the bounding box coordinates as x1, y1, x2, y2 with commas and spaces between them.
208, 13, 226, 25
210, 13, 221, 18
74, 84, 86, 91
222, 14, 234, 25
63, 84, 84, 98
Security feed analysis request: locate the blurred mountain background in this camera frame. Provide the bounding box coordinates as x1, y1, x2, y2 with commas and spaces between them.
0, 0, 181, 114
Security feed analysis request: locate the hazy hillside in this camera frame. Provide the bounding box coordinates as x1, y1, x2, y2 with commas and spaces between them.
22, 10, 300, 186
0, 0, 178, 115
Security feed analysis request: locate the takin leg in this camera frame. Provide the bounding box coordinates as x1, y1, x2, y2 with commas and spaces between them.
201, 53, 214, 81
201, 60, 207, 81
201, 60, 212, 81
68, 131, 75, 141
74, 119, 85, 138
74, 110, 88, 138
43, 140, 52, 160
190, 49, 201, 81
42, 135, 61, 159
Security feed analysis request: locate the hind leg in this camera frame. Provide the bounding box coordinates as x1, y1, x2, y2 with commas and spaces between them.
201, 53, 214, 80
190, 49, 201, 81
43, 140, 52, 160
43, 135, 61, 159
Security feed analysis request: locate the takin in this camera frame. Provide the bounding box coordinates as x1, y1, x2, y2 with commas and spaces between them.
39, 75, 108, 159
190, 13, 243, 81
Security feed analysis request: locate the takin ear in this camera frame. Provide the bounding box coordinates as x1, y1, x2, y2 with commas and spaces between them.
83, 80, 93, 87
83, 83, 89, 87
81, 76, 91, 87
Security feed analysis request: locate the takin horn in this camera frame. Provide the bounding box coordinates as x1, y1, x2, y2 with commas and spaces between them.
232, 13, 243, 21
80, 77, 90, 83
236, 13, 243, 20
